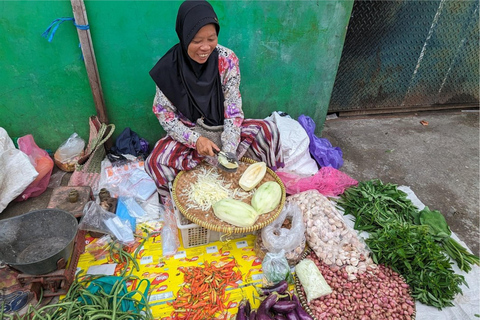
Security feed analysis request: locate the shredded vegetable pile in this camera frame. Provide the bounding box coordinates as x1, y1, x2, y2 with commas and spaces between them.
186, 167, 252, 211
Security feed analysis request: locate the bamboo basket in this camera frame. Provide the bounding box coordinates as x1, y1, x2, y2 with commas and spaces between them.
171, 157, 286, 234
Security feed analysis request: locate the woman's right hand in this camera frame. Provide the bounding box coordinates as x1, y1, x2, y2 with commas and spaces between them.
196, 136, 219, 157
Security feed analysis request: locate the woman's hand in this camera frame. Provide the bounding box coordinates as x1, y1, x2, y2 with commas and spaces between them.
196, 136, 219, 157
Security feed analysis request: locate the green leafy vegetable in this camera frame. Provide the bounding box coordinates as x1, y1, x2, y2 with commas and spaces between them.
419, 206, 451, 239
337, 179, 479, 308
366, 222, 466, 309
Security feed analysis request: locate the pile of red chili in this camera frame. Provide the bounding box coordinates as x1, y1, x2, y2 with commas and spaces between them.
170, 259, 242, 320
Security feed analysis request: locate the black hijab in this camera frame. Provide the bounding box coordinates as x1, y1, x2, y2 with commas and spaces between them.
149, 0, 225, 126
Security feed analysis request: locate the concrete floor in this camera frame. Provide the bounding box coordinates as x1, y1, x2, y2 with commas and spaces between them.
321, 109, 480, 256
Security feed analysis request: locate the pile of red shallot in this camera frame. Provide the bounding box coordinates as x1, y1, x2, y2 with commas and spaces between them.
301, 252, 415, 320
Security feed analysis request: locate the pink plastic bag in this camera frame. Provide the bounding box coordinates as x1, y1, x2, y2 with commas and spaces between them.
15, 135, 54, 201
277, 166, 358, 197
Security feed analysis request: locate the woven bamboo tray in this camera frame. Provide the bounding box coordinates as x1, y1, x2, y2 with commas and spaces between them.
171, 157, 286, 234
294, 247, 416, 320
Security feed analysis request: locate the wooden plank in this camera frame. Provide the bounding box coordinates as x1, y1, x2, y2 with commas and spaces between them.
70, 0, 108, 124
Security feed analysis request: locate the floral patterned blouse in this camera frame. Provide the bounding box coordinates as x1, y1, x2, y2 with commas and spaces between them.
152, 44, 243, 154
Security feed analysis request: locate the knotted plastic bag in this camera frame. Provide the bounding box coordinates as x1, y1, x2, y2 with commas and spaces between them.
261, 203, 306, 266
15, 135, 54, 201
261, 250, 293, 285
298, 114, 343, 169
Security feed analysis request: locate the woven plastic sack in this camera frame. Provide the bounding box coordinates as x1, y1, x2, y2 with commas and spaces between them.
277, 166, 357, 196
0, 128, 38, 212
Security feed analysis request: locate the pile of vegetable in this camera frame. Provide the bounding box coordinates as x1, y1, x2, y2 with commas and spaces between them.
301, 251, 415, 320
336, 179, 479, 308
185, 162, 283, 228
186, 166, 239, 211
213, 180, 282, 228
235, 280, 314, 320
1, 273, 152, 320
169, 259, 242, 320
287, 190, 375, 279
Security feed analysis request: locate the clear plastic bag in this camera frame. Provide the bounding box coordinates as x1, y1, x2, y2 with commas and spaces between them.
261, 250, 293, 285
80, 201, 134, 244
287, 190, 374, 280
54, 133, 85, 172
295, 258, 332, 302
261, 203, 306, 266
161, 195, 180, 256
85, 234, 113, 260
98, 158, 156, 201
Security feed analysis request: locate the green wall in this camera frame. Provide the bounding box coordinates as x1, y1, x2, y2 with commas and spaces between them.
0, 0, 353, 150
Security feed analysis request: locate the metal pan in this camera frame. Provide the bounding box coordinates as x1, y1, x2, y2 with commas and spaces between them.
0, 209, 78, 275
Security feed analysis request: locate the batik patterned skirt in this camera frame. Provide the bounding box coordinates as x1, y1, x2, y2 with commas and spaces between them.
145, 119, 284, 197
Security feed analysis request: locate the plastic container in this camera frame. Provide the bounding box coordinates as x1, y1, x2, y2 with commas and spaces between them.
168, 182, 252, 248
0, 209, 78, 275
172, 198, 253, 248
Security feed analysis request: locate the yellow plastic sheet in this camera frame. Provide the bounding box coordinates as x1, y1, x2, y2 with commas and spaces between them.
77, 231, 263, 319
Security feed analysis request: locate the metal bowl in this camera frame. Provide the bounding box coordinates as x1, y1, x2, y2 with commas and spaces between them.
0, 209, 78, 275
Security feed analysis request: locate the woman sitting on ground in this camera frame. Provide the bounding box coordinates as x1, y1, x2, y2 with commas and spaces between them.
145, 0, 284, 201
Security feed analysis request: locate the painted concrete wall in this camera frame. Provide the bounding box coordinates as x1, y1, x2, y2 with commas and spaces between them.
0, 0, 353, 150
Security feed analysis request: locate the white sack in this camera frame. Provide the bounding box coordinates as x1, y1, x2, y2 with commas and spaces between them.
0, 127, 38, 213
265, 112, 318, 176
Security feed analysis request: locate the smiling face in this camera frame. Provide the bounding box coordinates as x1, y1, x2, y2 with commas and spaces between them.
187, 24, 218, 64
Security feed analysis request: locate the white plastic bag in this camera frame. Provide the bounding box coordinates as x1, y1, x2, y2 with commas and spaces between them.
265, 112, 318, 176
0, 128, 38, 213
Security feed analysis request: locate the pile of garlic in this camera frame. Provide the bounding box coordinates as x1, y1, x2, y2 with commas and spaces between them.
287, 190, 376, 280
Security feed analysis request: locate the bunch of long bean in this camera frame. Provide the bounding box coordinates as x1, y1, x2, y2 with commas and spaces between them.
1, 273, 152, 320
1, 232, 159, 320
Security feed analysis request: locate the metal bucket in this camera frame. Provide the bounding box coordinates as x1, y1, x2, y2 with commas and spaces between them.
0, 209, 78, 275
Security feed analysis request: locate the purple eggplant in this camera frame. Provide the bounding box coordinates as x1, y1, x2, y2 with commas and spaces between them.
245, 298, 251, 316
236, 299, 248, 320
271, 300, 297, 314
256, 291, 282, 320
274, 314, 288, 320
291, 294, 313, 320
278, 292, 292, 302
256, 280, 289, 296
249, 310, 257, 320
285, 312, 299, 320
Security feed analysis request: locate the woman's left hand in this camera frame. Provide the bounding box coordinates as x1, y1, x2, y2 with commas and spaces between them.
196, 136, 219, 157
